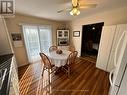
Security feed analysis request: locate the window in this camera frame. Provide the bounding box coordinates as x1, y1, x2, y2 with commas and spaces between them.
22, 25, 52, 63
39, 26, 52, 53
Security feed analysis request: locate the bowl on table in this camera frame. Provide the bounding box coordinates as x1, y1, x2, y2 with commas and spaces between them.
56, 49, 63, 54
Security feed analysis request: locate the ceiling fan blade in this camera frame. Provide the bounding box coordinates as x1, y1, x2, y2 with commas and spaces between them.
57, 8, 71, 13
79, 4, 97, 9
57, 10, 64, 13
72, 0, 78, 7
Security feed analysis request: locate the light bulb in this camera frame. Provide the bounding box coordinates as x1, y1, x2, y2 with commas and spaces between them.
76, 10, 80, 15
70, 7, 80, 16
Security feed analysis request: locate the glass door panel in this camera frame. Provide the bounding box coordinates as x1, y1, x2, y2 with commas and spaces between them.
39, 26, 52, 54
23, 26, 40, 63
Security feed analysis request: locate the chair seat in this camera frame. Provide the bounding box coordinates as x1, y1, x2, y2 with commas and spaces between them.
62, 51, 78, 78
49, 46, 57, 52
45, 64, 55, 69
63, 64, 69, 68
40, 52, 56, 84
51, 64, 55, 67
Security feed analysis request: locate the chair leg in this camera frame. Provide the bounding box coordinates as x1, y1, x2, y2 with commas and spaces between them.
68, 67, 70, 78
42, 67, 45, 76
48, 69, 51, 84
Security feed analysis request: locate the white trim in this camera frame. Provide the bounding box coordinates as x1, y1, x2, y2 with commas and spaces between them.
18, 23, 52, 27
17, 63, 29, 67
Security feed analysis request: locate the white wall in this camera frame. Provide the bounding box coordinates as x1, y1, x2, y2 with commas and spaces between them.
0, 17, 13, 55
5, 14, 64, 67
69, 6, 127, 56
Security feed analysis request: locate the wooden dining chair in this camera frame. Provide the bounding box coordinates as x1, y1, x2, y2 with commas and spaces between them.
39, 52, 56, 83
68, 46, 75, 52
49, 46, 58, 52
62, 51, 78, 78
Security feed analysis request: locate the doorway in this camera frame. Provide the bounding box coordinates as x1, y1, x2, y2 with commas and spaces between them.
22, 25, 52, 63
81, 22, 104, 62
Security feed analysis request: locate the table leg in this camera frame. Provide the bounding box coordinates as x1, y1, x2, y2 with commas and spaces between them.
54, 67, 62, 74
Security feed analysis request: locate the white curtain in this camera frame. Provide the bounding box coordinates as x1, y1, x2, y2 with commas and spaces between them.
22, 25, 52, 63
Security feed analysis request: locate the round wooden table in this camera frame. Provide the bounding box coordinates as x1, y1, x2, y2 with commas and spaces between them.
47, 50, 71, 67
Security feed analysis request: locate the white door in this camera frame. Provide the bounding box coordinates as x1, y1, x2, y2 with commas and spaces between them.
96, 25, 116, 71
23, 25, 52, 63
23, 25, 41, 63
39, 26, 52, 54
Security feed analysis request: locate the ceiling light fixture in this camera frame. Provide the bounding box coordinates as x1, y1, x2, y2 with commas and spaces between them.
70, 7, 80, 16
92, 27, 95, 30
57, 0, 97, 16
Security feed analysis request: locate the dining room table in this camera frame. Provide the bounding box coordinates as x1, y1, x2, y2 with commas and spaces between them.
47, 50, 71, 67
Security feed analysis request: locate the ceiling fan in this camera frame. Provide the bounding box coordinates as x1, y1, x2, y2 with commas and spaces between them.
57, 0, 97, 16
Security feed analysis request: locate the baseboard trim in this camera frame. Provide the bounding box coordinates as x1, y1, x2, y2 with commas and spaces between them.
18, 63, 30, 67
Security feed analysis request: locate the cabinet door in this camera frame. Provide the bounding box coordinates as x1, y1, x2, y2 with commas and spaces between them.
96, 25, 116, 71
107, 24, 127, 72
9, 86, 16, 95
9, 57, 19, 95
0, 18, 12, 54
57, 30, 63, 38
63, 30, 69, 38
57, 30, 69, 38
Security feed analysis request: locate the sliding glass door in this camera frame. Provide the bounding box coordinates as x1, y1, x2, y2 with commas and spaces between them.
23, 25, 52, 63
39, 26, 52, 53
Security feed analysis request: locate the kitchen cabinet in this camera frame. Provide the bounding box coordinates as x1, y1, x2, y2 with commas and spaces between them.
96, 24, 127, 72
9, 56, 19, 95
57, 30, 69, 38
0, 54, 19, 95
57, 30, 69, 46
0, 16, 19, 95
0, 16, 13, 55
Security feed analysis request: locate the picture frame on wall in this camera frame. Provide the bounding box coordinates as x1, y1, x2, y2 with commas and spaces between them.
11, 33, 22, 41
11, 33, 23, 47
73, 31, 80, 37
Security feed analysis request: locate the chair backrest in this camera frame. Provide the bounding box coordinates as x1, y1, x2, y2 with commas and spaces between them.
67, 51, 78, 65
49, 46, 57, 52
68, 46, 75, 52
39, 53, 52, 69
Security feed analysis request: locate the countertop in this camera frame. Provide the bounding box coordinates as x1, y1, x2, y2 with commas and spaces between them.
0, 54, 13, 65
0, 53, 13, 95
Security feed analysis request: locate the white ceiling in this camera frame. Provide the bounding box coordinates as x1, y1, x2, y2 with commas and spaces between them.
16, 0, 127, 21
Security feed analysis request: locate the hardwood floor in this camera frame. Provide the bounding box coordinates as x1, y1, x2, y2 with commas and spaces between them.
80, 56, 97, 64
18, 64, 29, 80
18, 57, 110, 95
